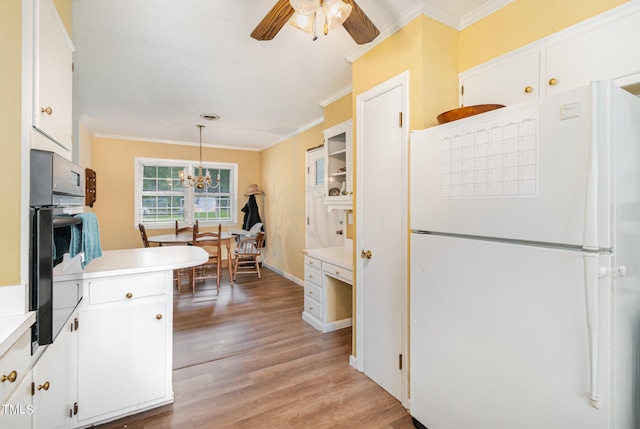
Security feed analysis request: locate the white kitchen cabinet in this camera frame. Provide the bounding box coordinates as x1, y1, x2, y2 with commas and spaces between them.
0, 329, 33, 428
32, 311, 78, 429
32, 0, 74, 159
323, 120, 353, 211
460, 4, 640, 107
544, 8, 640, 96
76, 271, 172, 427
460, 51, 540, 107
302, 249, 353, 333
0, 369, 34, 429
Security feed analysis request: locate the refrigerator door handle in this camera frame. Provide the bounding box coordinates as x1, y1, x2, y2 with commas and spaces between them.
584, 254, 603, 409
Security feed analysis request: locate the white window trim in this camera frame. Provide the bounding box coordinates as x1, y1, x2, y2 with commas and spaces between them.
134, 156, 238, 229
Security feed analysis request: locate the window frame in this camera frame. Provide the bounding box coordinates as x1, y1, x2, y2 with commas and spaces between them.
134, 156, 238, 229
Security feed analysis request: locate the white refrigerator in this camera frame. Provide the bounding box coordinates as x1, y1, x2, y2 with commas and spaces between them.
409, 81, 640, 429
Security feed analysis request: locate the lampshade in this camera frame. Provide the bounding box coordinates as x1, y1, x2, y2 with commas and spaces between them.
289, 10, 317, 34
322, 0, 352, 31
289, 0, 320, 14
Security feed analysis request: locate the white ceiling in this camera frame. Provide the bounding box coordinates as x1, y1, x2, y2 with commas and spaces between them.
72, 0, 512, 151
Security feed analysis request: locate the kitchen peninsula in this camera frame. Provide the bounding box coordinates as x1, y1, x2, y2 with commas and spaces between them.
0, 246, 207, 429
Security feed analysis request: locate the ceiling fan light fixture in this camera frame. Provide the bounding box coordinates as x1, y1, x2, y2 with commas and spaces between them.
322, 0, 352, 31
289, 0, 320, 14
289, 9, 317, 35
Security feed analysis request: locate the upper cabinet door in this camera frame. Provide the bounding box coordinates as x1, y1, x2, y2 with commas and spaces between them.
33, 0, 74, 152
545, 9, 640, 96
323, 120, 353, 211
460, 51, 540, 107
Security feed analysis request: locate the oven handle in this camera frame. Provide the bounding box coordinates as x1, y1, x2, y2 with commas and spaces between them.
53, 216, 82, 228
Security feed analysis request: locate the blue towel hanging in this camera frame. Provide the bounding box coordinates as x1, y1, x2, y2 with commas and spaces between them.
70, 212, 103, 268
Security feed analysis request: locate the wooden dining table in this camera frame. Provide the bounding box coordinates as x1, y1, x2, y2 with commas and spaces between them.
147, 231, 235, 285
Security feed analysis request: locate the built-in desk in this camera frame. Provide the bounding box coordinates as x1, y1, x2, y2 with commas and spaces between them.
302, 246, 353, 333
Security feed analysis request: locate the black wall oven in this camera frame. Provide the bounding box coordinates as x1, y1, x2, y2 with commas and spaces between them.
29, 149, 85, 353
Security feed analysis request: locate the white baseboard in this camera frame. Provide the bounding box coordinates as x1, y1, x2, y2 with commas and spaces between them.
262, 262, 304, 287
349, 354, 358, 370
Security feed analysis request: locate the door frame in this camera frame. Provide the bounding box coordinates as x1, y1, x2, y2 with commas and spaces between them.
354, 71, 410, 406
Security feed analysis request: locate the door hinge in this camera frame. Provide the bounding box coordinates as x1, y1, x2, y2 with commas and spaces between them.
399, 353, 403, 370
31, 382, 35, 396
307, 217, 310, 225
74, 402, 79, 416
72, 62, 75, 72
307, 166, 310, 174
74, 317, 79, 331
461, 84, 464, 96
399, 112, 403, 127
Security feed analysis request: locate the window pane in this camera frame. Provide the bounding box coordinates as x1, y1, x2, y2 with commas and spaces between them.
143, 166, 157, 178
315, 159, 324, 187
143, 178, 157, 192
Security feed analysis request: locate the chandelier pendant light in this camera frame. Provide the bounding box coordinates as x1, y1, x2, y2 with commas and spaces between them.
180, 125, 220, 190
288, 0, 352, 40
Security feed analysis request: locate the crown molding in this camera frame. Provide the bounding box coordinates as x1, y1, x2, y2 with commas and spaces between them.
93, 134, 261, 152
320, 84, 353, 107
459, 0, 514, 29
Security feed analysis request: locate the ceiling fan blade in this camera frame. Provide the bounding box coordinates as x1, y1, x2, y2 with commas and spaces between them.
342, 0, 380, 45
251, 0, 296, 41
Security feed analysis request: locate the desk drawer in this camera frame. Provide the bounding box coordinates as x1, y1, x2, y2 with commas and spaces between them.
304, 264, 322, 287
88, 272, 167, 305
304, 255, 321, 269
304, 282, 323, 304
0, 330, 30, 405
304, 296, 322, 320
323, 262, 353, 284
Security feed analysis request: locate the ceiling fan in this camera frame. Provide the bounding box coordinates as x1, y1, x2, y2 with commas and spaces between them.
251, 0, 380, 45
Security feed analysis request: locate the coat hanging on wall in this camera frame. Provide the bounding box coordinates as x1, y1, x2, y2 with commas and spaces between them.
242, 184, 265, 245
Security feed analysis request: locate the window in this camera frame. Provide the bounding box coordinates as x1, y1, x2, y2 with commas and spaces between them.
135, 157, 238, 228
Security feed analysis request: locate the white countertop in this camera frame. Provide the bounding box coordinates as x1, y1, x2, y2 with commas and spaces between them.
0, 312, 35, 358
53, 246, 209, 281
304, 246, 353, 269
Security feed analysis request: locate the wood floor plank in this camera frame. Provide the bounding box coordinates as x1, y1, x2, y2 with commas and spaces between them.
97, 268, 414, 429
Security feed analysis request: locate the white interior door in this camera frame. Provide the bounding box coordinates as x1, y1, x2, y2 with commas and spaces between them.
410, 233, 611, 429
356, 73, 408, 402
305, 148, 344, 249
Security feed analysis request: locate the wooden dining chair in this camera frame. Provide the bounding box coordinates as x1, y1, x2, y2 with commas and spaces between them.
190, 224, 222, 293
175, 220, 199, 234
138, 224, 150, 248
233, 232, 265, 280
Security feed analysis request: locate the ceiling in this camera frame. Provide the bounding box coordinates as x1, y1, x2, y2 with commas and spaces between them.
72, 0, 512, 151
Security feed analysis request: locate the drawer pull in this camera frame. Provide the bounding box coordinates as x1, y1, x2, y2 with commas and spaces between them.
156, 314, 163, 320
524, 86, 533, 93
309, 290, 313, 294
548, 77, 557, 86
1, 370, 17, 383
126, 292, 133, 299
308, 274, 314, 279
40, 106, 53, 115
308, 306, 314, 311
335, 270, 340, 275
37, 381, 50, 391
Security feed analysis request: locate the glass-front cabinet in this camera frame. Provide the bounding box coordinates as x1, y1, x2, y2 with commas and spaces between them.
323, 120, 352, 211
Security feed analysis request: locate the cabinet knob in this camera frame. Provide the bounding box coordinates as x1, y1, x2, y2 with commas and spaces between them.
37, 381, 50, 391
548, 78, 557, 86
335, 271, 340, 275
309, 290, 313, 294
308, 306, 314, 311
40, 106, 53, 115
361, 249, 373, 259
126, 292, 133, 299
524, 86, 533, 93
1, 370, 17, 383
156, 314, 163, 320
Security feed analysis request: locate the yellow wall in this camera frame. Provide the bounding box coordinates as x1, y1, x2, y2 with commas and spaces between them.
0, 0, 22, 286
92, 137, 261, 251
323, 93, 352, 129
459, 0, 629, 71
261, 124, 324, 280
52, 0, 72, 37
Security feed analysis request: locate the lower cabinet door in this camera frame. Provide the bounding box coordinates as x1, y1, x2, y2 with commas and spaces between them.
77, 299, 169, 424
32, 314, 77, 429
0, 370, 33, 429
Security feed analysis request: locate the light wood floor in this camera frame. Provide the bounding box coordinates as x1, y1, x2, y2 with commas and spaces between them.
98, 268, 415, 429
